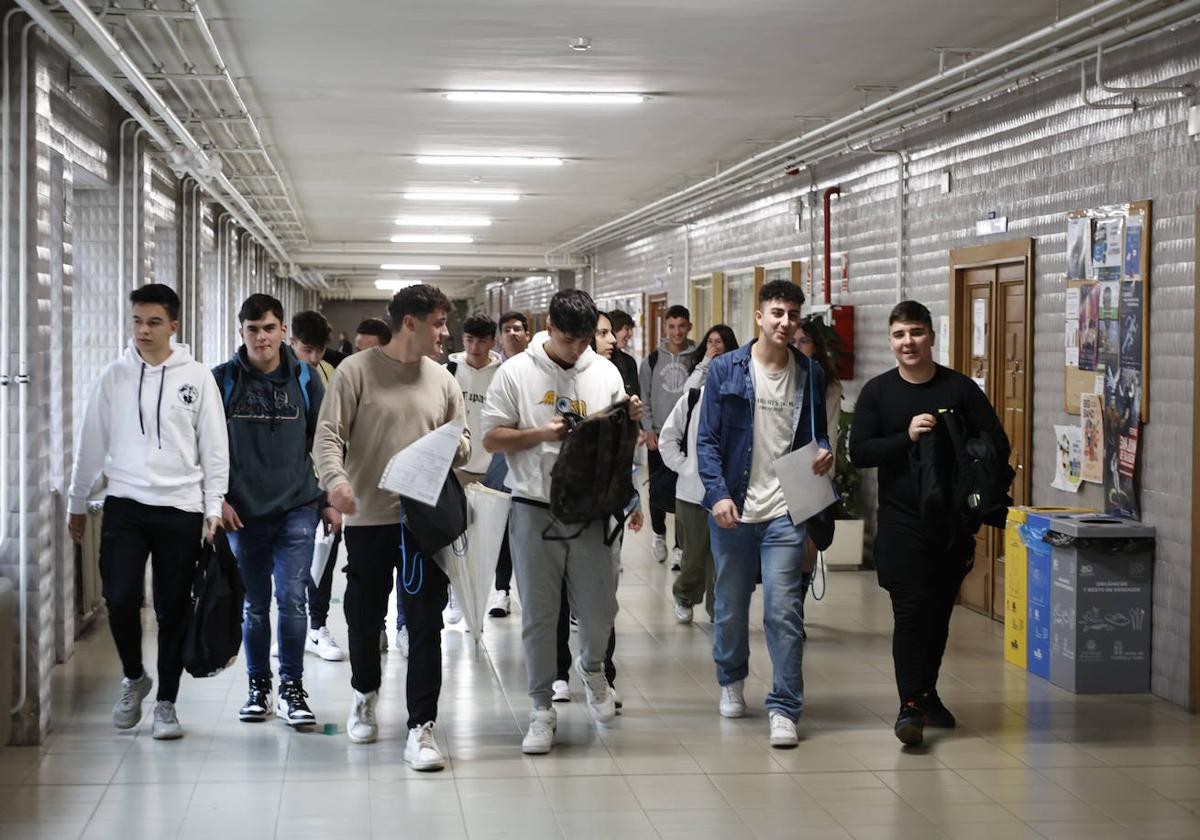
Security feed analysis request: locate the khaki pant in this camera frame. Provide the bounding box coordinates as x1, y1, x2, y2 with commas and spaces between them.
672, 500, 715, 618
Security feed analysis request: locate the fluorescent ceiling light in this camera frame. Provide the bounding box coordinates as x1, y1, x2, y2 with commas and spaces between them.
444, 91, 646, 105
390, 234, 475, 244
394, 215, 492, 227
404, 190, 520, 202
416, 155, 563, 167
379, 263, 441, 271
375, 279, 419, 291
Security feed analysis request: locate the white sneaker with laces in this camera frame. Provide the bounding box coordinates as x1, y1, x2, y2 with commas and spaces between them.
151, 700, 183, 740
670, 546, 683, 571
347, 690, 379, 744
719, 680, 746, 719
575, 657, 615, 723
551, 679, 570, 702
307, 626, 346, 661
404, 721, 445, 771
651, 534, 668, 563
522, 708, 557, 754
769, 710, 799, 748
674, 600, 694, 624
112, 672, 153, 730
397, 626, 410, 658
487, 589, 511, 617
444, 588, 463, 624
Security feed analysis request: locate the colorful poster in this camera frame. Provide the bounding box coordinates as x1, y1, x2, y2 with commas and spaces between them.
1066, 216, 1090, 280
1093, 218, 1123, 269
1123, 218, 1143, 278
1052, 425, 1084, 493
1064, 286, 1080, 366
1080, 393, 1103, 483
1119, 280, 1143, 373
1103, 368, 1141, 519
1077, 282, 1100, 372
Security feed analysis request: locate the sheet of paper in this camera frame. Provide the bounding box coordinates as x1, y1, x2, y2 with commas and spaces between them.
972, 298, 987, 356
773, 441, 838, 527
1051, 424, 1083, 493
378, 422, 464, 506
1080, 392, 1103, 483
937, 316, 950, 365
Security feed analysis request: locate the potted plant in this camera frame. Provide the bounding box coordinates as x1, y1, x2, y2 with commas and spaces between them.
825, 408, 865, 569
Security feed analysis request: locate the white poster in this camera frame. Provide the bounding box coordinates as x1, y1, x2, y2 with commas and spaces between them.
972, 299, 987, 356
937, 315, 950, 365
1052, 424, 1084, 493
1065, 286, 1081, 366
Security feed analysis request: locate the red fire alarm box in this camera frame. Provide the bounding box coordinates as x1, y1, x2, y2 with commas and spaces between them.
829, 305, 855, 381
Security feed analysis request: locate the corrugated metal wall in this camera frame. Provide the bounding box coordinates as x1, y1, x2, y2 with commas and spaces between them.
592, 26, 1200, 706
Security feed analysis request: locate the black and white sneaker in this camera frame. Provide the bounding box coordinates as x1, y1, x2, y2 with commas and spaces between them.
239, 676, 273, 722
277, 680, 316, 727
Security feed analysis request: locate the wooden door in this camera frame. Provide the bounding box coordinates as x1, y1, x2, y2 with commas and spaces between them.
646, 293, 668, 353
960, 276, 995, 616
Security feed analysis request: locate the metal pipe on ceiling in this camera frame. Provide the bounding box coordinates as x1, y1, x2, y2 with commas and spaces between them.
862, 139, 906, 302
116, 117, 135, 309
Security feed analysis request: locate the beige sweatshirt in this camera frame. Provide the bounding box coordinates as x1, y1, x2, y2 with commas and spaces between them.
314, 347, 470, 527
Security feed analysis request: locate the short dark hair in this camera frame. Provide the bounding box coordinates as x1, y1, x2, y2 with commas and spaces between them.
608, 309, 635, 334
129, 283, 180, 321
758, 280, 805, 308
548, 289, 598, 339
888, 300, 934, 330
238, 293, 284, 324
291, 310, 332, 347
463, 313, 497, 339
355, 317, 392, 344
665, 304, 691, 322
499, 310, 528, 332
387, 283, 451, 327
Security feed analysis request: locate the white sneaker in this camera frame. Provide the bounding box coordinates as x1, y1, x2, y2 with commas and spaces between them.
674, 600, 694, 624
151, 701, 183, 740
307, 626, 346, 662
769, 710, 799, 748
522, 708, 557, 754
719, 681, 746, 719
670, 546, 683, 571
551, 679, 570, 702
397, 626, 410, 658
347, 690, 379, 744
444, 589, 463, 624
651, 534, 668, 563
575, 657, 616, 723
112, 672, 152, 729
487, 589, 511, 617
404, 721, 445, 771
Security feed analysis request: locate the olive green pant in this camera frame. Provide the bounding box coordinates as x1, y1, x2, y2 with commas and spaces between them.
672, 500, 714, 618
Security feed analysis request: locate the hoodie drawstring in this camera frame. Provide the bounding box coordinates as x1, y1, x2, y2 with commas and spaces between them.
137, 362, 147, 436
155, 367, 166, 449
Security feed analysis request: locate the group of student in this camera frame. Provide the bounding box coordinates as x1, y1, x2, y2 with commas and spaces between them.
66, 274, 1006, 769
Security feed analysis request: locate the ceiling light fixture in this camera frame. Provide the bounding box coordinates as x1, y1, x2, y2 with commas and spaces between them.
375, 279, 420, 291
389, 233, 475, 244
379, 263, 442, 271
443, 91, 645, 105
394, 215, 492, 227
403, 190, 520, 202
416, 155, 563, 167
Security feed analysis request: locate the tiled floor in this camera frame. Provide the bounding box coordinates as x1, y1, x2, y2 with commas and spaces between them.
3, 526, 1200, 839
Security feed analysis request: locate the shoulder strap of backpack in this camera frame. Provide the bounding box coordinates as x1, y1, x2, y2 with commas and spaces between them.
297, 359, 311, 414
680, 388, 702, 457
648, 349, 659, 372
446, 360, 458, 377
221, 365, 237, 416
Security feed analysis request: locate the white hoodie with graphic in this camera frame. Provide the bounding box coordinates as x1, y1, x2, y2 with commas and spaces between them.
481, 331, 626, 504
67, 341, 229, 518
447, 349, 502, 474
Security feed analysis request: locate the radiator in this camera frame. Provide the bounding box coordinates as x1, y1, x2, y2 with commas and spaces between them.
78, 502, 105, 622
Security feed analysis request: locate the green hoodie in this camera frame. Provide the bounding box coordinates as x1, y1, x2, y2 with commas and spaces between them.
212, 345, 324, 520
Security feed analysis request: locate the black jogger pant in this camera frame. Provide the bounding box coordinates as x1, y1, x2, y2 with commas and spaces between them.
883, 569, 968, 704
647, 448, 678, 545
494, 522, 513, 593
307, 531, 341, 630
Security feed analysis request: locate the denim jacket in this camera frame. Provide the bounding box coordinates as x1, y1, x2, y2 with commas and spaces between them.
696, 340, 830, 512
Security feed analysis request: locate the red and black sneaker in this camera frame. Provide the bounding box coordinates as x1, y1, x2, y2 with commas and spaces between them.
894, 700, 924, 746
919, 690, 956, 729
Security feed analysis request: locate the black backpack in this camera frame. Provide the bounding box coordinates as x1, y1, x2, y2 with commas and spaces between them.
547, 399, 640, 544
648, 388, 702, 514
912, 409, 1014, 535
183, 531, 245, 678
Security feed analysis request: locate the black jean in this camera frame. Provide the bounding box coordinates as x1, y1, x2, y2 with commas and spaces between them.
494, 522, 513, 593
646, 448, 678, 545
883, 568, 968, 704
98, 496, 203, 703
307, 531, 341, 631
343, 523, 449, 728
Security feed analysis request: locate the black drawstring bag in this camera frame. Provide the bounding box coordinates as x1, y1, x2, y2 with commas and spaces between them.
183, 530, 245, 678
400, 470, 468, 558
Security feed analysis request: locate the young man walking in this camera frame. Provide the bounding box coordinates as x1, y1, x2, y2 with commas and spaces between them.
850, 301, 1007, 746
315, 284, 469, 770
696, 281, 832, 748
606, 309, 641, 398
482, 290, 643, 755
640, 305, 695, 567
67, 283, 227, 740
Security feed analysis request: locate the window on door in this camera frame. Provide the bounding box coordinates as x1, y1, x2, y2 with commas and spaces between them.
725, 269, 756, 344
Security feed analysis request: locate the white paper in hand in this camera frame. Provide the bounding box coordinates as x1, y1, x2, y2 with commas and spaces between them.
773, 441, 838, 527
310, 530, 335, 586
378, 422, 464, 506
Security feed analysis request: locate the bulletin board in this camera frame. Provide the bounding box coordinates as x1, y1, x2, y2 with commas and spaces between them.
1062, 199, 1150, 423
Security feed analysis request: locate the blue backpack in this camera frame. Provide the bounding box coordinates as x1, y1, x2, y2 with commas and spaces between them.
220, 358, 311, 416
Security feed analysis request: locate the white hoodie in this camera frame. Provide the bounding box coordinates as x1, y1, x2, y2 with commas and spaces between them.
447, 349, 502, 474
67, 341, 229, 518
481, 331, 625, 504
658, 386, 706, 506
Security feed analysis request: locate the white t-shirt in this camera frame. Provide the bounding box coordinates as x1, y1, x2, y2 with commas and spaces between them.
741, 357, 796, 523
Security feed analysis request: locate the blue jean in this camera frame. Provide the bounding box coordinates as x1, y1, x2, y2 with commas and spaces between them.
228, 503, 319, 684
709, 514, 810, 720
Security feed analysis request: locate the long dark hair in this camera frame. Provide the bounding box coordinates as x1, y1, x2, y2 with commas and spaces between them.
799, 316, 839, 386
689, 324, 739, 370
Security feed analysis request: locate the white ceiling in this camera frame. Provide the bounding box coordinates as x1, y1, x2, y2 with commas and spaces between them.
205, 0, 1089, 297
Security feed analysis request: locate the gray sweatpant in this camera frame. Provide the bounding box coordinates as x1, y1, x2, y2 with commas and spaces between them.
508, 501, 619, 708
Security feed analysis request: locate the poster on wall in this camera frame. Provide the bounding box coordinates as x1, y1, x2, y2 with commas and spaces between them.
1103, 365, 1141, 519
1064, 286, 1080, 366
1092, 218, 1123, 279
1067, 216, 1091, 279
1080, 392, 1104, 484
1124, 219, 1143, 279
1052, 425, 1084, 493
1077, 282, 1101, 372
1097, 281, 1120, 371
972, 298, 987, 356
1119, 280, 1143, 373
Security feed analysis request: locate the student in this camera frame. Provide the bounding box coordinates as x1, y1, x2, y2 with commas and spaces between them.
696, 281, 832, 749
639, 305, 695, 567
354, 318, 392, 352
660, 325, 739, 624
336, 331, 353, 356
849, 301, 1007, 746
66, 283, 228, 740
606, 309, 641, 397
214, 295, 335, 727
482, 290, 643, 755
290, 309, 346, 663
314, 283, 469, 771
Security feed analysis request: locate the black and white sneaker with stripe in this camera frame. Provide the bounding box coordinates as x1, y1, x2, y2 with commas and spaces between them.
277, 680, 316, 727
239, 676, 273, 722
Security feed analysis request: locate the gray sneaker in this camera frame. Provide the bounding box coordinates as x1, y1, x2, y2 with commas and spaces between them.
112, 672, 153, 729
151, 701, 183, 740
